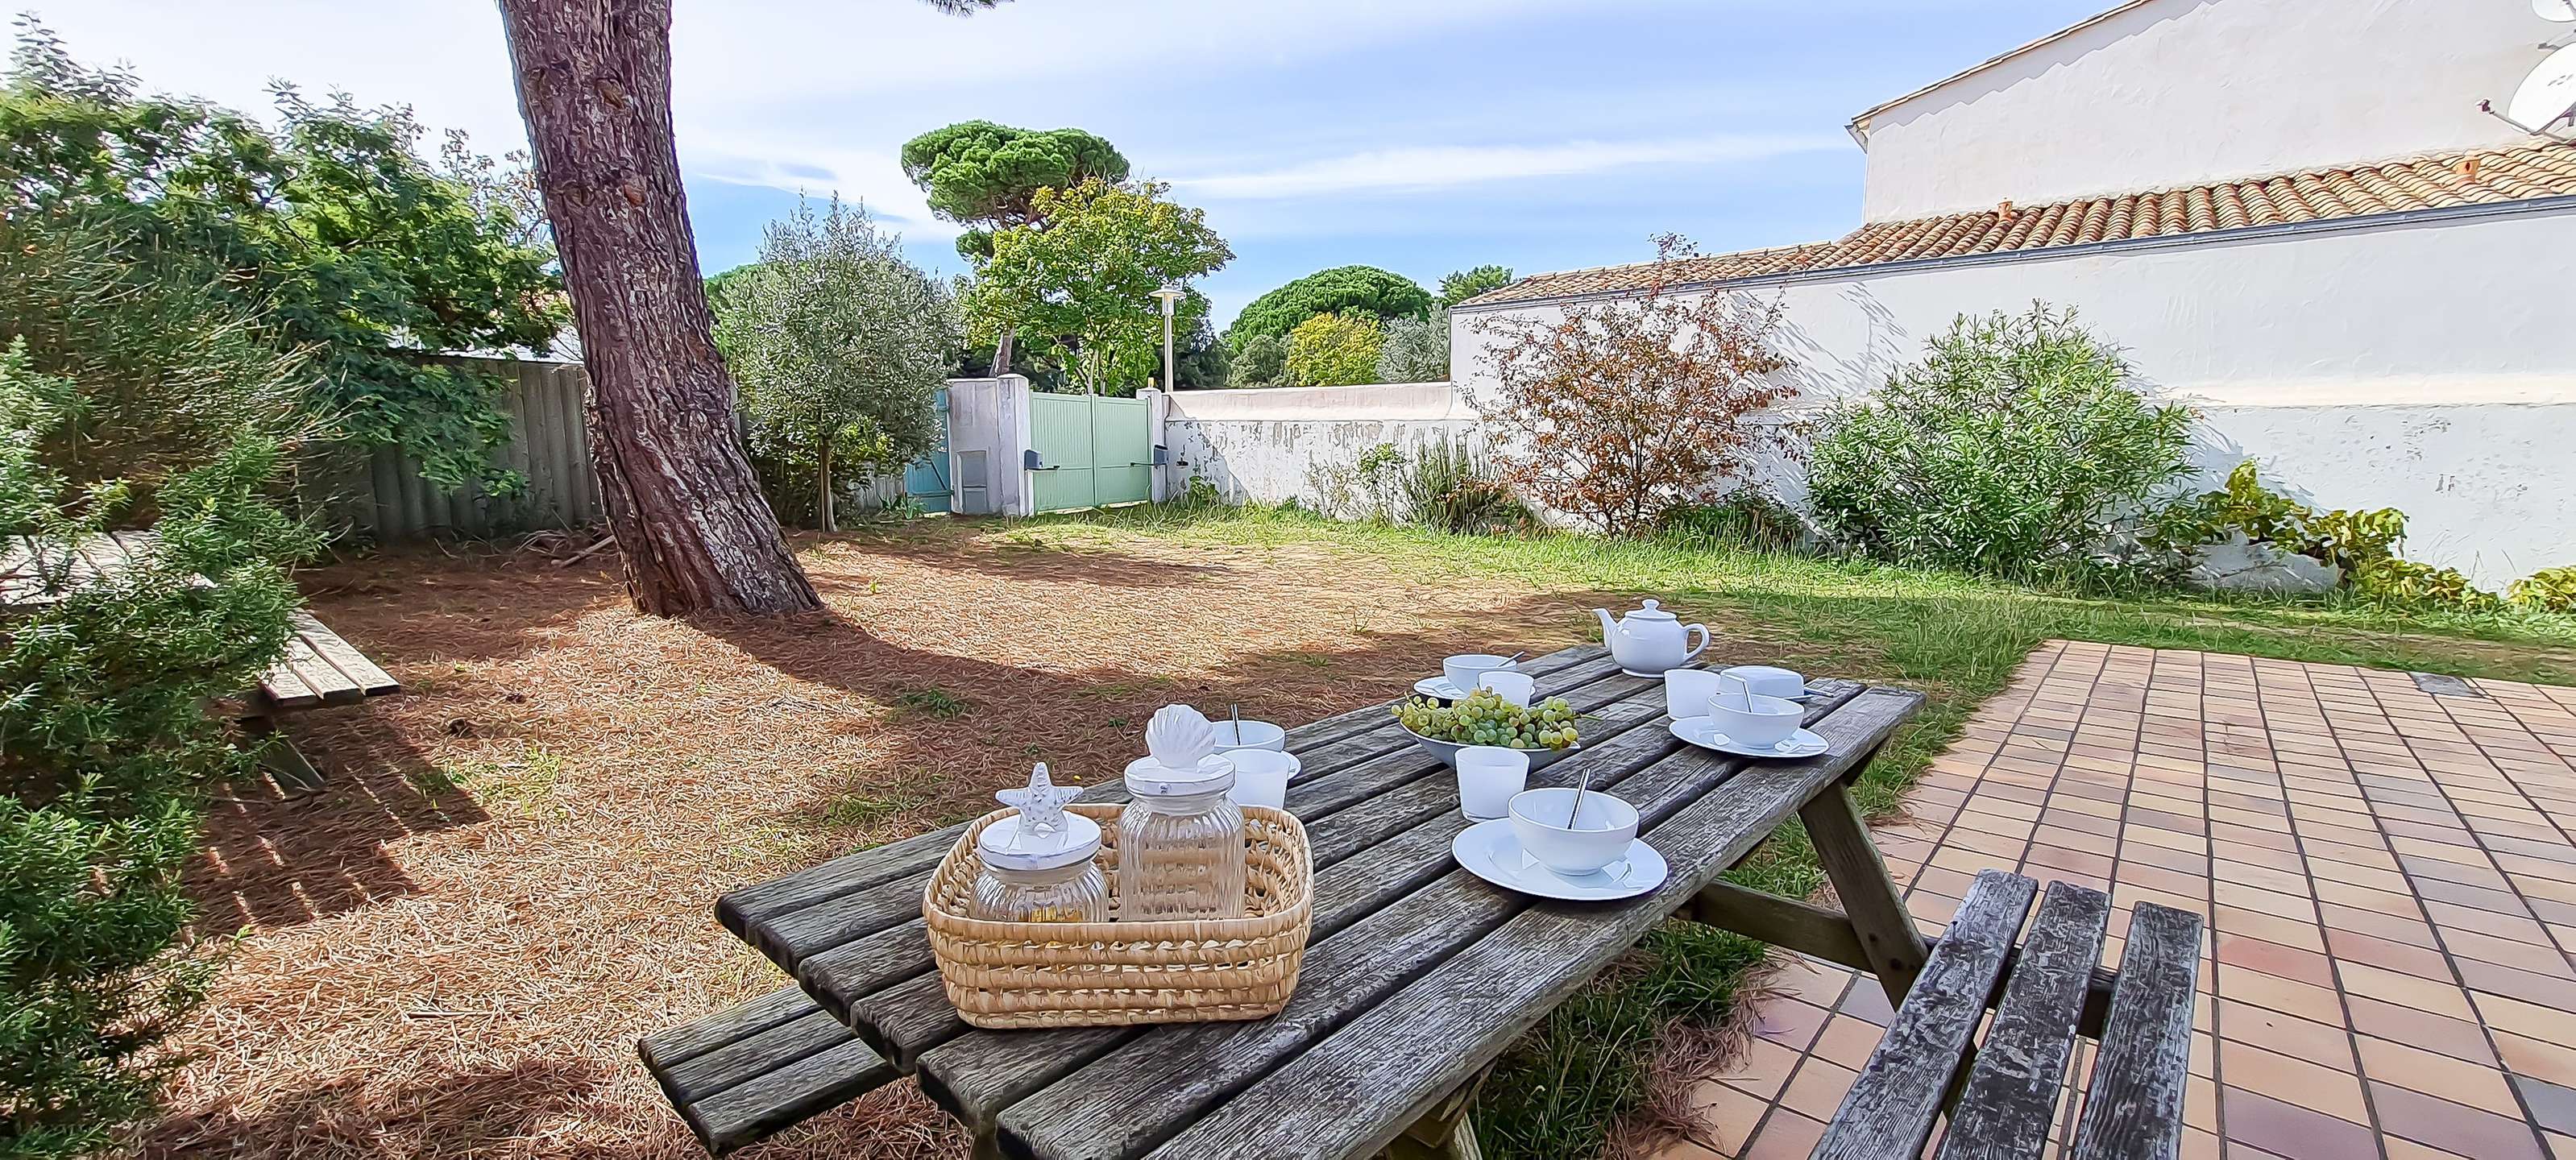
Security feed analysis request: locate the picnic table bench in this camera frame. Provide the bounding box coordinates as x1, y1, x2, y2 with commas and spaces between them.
660, 643, 2201, 1159
0, 531, 399, 794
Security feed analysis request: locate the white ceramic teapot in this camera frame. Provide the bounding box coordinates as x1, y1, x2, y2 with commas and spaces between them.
1594, 599, 1709, 675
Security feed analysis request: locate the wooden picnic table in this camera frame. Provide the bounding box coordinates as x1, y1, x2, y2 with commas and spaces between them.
1, 530, 399, 793
714, 644, 1927, 1160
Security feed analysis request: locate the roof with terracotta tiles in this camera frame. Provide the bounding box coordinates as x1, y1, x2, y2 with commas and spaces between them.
1456, 141, 2576, 309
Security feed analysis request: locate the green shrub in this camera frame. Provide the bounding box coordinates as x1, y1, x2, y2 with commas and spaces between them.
1400, 432, 1530, 535
2154, 462, 2503, 611
2509, 567, 2576, 613
1807, 304, 2194, 581
2, 339, 311, 1158
1227, 334, 1287, 390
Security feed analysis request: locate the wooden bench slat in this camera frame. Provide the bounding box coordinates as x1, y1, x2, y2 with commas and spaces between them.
281, 635, 365, 704
292, 610, 400, 695
1813, 869, 2039, 1160
2069, 901, 2204, 1160
1137, 688, 1924, 1160
256, 657, 325, 710
640, 987, 899, 1154
834, 677, 1736, 1075
1937, 880, 2113, 1160
658, 1009, 857, 1104
716, 646, 1607, 943
641, 986, 823, 1067
679, 1038, 895, 1154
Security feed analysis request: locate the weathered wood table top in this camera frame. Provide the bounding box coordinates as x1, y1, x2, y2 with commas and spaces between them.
717, 644, 1924, 1160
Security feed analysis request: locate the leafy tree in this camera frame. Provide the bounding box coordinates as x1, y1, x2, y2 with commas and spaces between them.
1224, 265, 1432, 351
962, 178, 1231, 396
0, 24, 567, 489
2, 201, 316, 1158
1471, 236, 1794, 536
1377, 308, 1450, 383
1284, 311, 1386, 387
898, 120, 1130, 261
1229, 333, 1287, 390
1439, 264, 1514, 306
713, 197, 956, 531
1172, 315, 1230, 391
1807, 303, 2194, 579
901, 120, 1127, 377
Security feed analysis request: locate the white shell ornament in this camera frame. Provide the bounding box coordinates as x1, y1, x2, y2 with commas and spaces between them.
1143, 704, 1218, 768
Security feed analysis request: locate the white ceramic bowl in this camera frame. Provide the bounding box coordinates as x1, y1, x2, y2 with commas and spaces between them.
1210, 719, 1286, 752
1712, 691, 1802, 748
1720, 665, 1807, 701
1443, 654, 1516, 693
1508, 787, 1639, 876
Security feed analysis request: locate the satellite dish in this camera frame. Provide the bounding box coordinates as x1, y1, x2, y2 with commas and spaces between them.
2511, 42, 2576, 128
2539, 0, 2576, 23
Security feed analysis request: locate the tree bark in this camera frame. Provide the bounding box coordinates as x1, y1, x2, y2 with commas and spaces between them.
498, 0, 821, 615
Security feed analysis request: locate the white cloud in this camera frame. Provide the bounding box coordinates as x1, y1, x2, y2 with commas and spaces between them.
1174, 134, 1848, 200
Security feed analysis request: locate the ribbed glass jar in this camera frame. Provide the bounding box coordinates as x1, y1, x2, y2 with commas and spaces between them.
970, 858, 1110, 924
1116, 789, 1247, 920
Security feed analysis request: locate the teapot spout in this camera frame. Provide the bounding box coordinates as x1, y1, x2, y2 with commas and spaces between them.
1593, 607, 1618, 640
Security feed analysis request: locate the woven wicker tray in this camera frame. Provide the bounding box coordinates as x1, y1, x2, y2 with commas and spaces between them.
923, 802, 1313, 1029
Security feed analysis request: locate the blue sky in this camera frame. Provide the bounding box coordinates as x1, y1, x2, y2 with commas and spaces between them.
47, 0, 2108, 325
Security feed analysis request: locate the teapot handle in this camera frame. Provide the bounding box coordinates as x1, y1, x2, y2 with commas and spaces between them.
1681, 624, 1709, 663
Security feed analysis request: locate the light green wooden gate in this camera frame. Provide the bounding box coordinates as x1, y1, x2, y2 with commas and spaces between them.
1028, 393, 1152, 513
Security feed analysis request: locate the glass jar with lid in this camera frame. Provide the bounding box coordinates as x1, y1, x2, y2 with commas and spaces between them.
1118, 706, 1248, 920
971, 764, 1108, 923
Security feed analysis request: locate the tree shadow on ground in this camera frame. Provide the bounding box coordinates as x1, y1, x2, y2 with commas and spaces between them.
797, 524, 1235, 591
142, 1057, 603, 1159
192, 704, 489, 934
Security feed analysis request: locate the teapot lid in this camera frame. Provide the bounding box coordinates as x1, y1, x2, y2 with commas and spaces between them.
1628, 598, 1677, 621
980, 763, 1101, 872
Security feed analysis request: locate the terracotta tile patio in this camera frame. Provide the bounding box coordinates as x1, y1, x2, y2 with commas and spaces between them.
1665, 640, 2576, 1160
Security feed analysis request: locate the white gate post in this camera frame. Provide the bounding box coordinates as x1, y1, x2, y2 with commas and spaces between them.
1141, 387, 1170, 503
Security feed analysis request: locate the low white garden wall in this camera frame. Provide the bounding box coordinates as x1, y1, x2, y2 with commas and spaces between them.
1156, 383, 1481, 511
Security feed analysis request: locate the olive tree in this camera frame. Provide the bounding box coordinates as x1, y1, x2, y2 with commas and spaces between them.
715, 197, 956, 532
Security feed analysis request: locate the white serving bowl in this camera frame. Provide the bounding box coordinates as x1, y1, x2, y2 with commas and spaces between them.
1210, 719, 1286, 752
1508, 787, 1639, 876
1443, 654, 1516, 693
1712, 691, 1802, 748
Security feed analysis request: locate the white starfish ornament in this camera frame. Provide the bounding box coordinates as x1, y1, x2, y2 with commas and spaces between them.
996, 762, 1084, 834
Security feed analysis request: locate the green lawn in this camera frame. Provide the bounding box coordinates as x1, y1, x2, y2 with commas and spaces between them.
1037, 503, 2576, 1158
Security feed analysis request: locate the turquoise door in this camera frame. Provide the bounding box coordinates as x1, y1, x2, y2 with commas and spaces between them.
902, 388, 952, 515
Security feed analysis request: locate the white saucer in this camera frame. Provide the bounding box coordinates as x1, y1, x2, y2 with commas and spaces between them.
1413, 676, 1472, 700
1451, 818, 1669, 901
1668, 717, 1830, 759
1621, 667, 1670, 679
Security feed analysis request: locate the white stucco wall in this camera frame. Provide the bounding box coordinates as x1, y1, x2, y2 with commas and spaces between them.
1450, 205, 2576, 586
1856, 0, 2553, 222
1160, 383, 1479, 509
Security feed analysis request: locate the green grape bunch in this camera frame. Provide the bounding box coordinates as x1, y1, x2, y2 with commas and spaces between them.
1394, 690, 1579, 751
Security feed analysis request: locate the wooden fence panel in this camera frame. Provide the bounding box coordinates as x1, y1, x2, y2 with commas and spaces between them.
329, 356, 911, 541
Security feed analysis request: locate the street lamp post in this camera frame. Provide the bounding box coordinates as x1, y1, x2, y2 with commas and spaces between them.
1151, 284, 1184, 394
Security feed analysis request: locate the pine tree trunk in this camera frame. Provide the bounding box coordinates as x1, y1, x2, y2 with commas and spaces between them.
499, 0, 820, 615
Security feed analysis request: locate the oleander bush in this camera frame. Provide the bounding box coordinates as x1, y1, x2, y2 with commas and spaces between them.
1808, 304, 2194, 582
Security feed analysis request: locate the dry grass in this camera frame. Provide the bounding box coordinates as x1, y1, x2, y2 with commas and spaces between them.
151, 519, 1599, 1160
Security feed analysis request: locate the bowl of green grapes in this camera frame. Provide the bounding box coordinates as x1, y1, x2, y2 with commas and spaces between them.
1394, 689, 1583, 771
